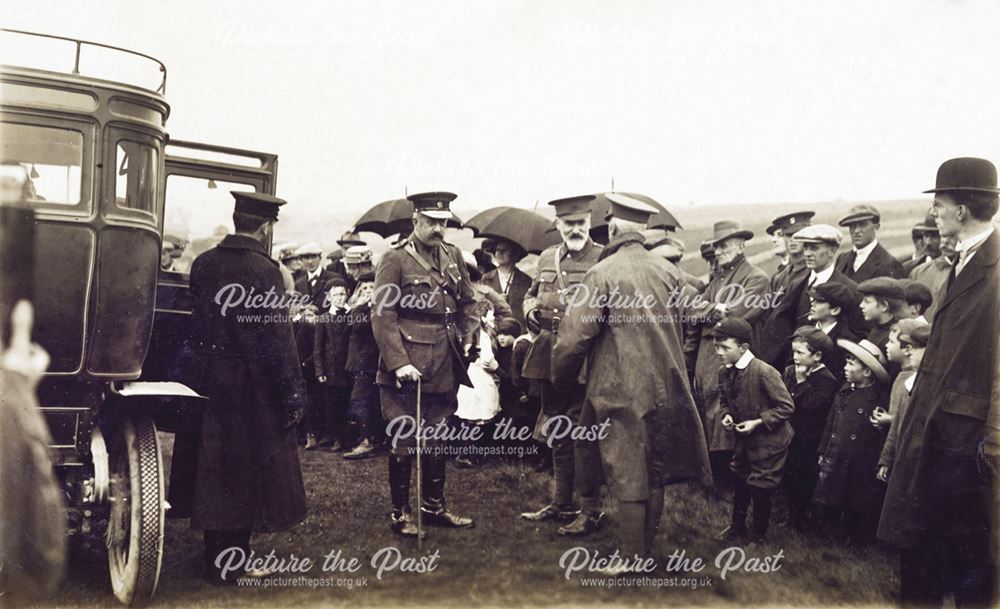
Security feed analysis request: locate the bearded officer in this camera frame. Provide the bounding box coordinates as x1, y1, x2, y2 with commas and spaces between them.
185, 191, 308, 584
519, 195, 606, 536
370, 191, 478, 537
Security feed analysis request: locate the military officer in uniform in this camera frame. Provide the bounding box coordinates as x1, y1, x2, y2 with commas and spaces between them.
183, 191, 308, 584
371, 191, 478, 538
519, 195, 606, 536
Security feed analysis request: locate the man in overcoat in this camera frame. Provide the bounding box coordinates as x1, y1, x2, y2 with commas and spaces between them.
692, 220, 769, 479
553, 194, 712, 562
371, 192, 479, 537
878, 158, 1000, 607
185, 192, 308, 584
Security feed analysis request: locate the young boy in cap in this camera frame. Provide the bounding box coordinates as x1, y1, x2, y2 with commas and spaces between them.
313, 277, 352, 451
813, 339, 890, 545
876, 323, 930, 483
898, 279, 933, 323
807, 282, 859, 383
782, 326, 839, 531
713, 318, 795, 543
856, 277, 905, 352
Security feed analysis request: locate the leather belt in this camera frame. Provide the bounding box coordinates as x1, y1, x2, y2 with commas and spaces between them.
397, 309, 455, 324
536, 314, 560, 333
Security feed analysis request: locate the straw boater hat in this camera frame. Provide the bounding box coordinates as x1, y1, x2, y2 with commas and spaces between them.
836, 338, 890, 384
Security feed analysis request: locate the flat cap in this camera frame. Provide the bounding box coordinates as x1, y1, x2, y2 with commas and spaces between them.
899, 324, 931, 348
548, 195, 595, 220
912, 212, 939, 234
642, 229, 686, 260
408, 191, 457, 219
900, 279, 933, 308
232, 191, 287, 220
895, 318, 929, 341
294, 242, 323, 257
838, 203, 881, 227
809, 281, 857, 311
766, 211, 815, 236
709, 318, 753, 344
604, 192, 657, 223
858, 277, 905, 300
343, 245, 373, 264
791, 325, 835, 355
793, 224, 843, 246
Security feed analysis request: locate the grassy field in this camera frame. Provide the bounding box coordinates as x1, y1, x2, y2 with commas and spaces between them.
46, 439, 899, 609
41, 198, 929, 608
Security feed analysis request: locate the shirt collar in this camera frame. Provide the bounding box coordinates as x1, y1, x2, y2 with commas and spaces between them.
307, 267, 322, 281
732, 350, 756, 370
855, 238, 878, 257
817, 320, 838, 334
809, 264, 836, 285
904, 373, 917, 392
956, 225, 995, 256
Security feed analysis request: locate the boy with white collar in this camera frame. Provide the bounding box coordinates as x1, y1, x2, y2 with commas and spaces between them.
712, 318, 795, 544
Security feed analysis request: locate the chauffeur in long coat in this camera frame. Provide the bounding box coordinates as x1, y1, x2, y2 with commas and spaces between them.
371, 192, 479, 538
692, 221, 770, 467
553, 195, 711, 562
878, 158, 1000, 607
519, 195, 606, 536
184, 192, 308, 584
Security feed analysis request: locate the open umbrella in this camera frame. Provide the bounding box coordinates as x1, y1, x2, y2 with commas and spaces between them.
465, 206, 560, 254
353, 198, 463, 238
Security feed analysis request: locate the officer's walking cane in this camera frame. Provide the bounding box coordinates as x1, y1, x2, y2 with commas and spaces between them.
415, 377, 423, 549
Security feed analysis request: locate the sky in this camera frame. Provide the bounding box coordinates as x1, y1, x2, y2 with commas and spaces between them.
6, 0, 1000, 242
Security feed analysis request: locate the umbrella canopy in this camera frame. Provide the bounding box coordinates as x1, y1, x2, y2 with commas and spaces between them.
586, 192, 681, 244
465, 206, 561, 254
353, 198, 463, 237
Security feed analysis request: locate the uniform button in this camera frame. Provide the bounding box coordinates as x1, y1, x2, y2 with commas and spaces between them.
858, 408, 864, 414
832, 433, 837, 439
553, 308, 559, 313
850, 434, 857, 440
562, 271, 567, 275
407, 335, 412, 340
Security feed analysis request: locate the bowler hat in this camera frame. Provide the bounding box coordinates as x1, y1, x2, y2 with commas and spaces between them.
837, 339, 890, 384
923, 157, 1000, 194
708, 220, 754, 246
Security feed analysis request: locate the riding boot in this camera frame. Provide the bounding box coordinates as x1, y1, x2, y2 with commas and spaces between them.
718, 479, 751, 541
420, 454, 474, 528
388, 455, 421, 537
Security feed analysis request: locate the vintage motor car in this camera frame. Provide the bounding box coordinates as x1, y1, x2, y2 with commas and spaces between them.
0, 29, 280, 605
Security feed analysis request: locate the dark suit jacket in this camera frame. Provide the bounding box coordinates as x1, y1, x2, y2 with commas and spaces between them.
878, 229, 999, 548
294, 268, 339, 309
755, 268, 858, 368
482, 266, 532, 327
834, 242, 905, 283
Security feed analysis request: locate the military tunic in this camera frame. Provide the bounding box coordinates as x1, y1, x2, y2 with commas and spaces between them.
370, 235, 478, 447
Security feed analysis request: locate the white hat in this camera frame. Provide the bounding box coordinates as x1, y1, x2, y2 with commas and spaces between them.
792, 224, 843, 247
294, 242, 323, 257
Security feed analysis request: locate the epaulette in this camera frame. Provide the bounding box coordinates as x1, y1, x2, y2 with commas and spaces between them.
391, 236, 411, 249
